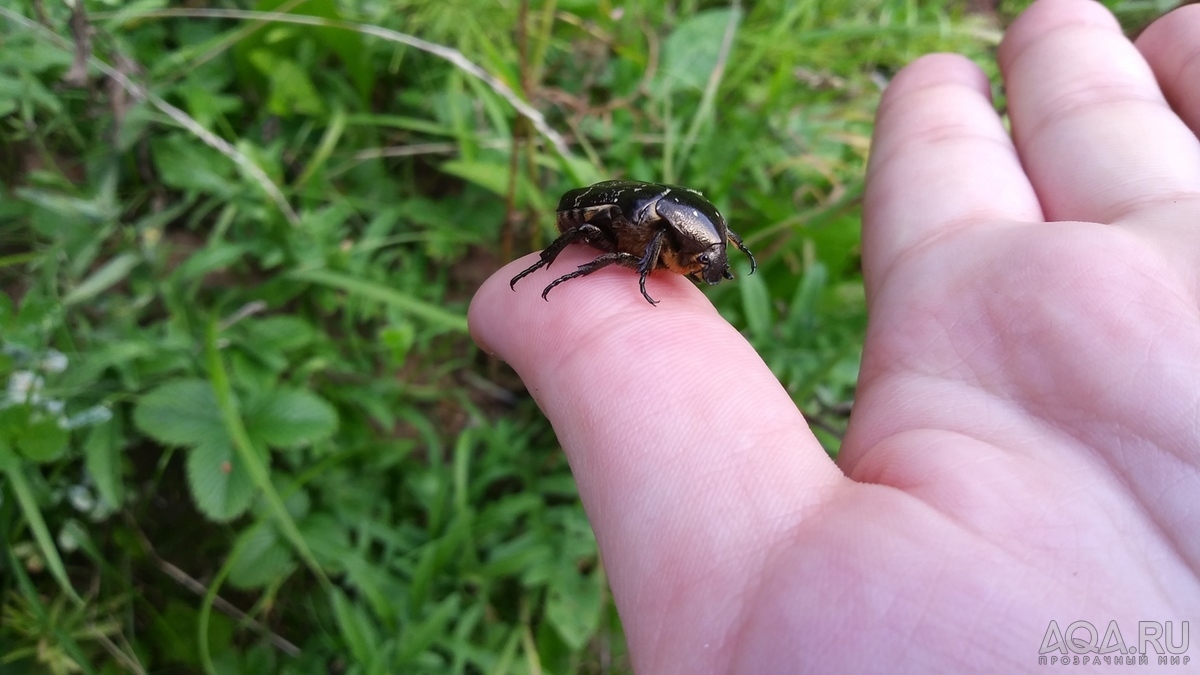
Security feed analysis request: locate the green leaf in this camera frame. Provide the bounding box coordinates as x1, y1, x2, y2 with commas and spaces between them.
0, 437, 16, 471
185, 439, 261, 522
172, 242, 249, 284
247, 50, 325, 117
150, 134, 235, 196
62, 252, 140, 306
299, 513, 352, 568
83, 420, 124, 507
398, 594, 460, 664
0, 404, 30, 442
147, 599, 235, 670
380, 321, 415, 365
659, 9, 741, 94
16, 415, 68, 463
789, 261, 828, 322
339, 552, 401, 624
3, 462, 83, 604
439, 159, 510, 196
245, 389, 338, 449
15, 187, 118, 224
408, 545, 439, 614
331, 586, 382, 666
242, 315, 316, 353
178, 79, 242, 130
253, 0, 372, 95
439, 159, 549, 212
738, 260, 773, 343
545, 567, 603, 650
134, 379, 226, 447
289, 268, 468, 333
0, 74, 25, 117
227, 525, 296, 589
0, 292, 12, 329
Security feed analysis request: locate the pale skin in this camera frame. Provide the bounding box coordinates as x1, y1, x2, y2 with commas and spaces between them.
469, 0, 1200, 671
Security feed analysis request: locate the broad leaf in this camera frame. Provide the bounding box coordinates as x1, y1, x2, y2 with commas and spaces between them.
659, 9, 742, 94
0, 438, 16, 471
185, 439, 262, 522
150, 134, 235, 196
134, 379, 226, 447
0, 404, 30, 441
227, 525, 296, 589
245, 389, 338, 449
248, 51, 325, 117
16, 415, 68, 463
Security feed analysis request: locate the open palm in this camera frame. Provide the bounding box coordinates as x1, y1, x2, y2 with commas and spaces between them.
469, 0, 1200, 671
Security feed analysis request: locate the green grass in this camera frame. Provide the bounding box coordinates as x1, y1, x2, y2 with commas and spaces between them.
0, 0, 1165, 671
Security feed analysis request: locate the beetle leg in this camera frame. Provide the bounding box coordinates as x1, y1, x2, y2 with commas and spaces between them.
726, 229, 757, 273
540, 252, 646, 302
634, 229, 667, 305
509, 224, 605, 291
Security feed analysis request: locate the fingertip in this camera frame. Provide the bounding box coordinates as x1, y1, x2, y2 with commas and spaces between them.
1136, 4, 1200, 134
467, 247, 707, 372
871, 52, 994, 168
999, 0, 1120, 72
466, 255, 528, 358
882, 53, 990, 107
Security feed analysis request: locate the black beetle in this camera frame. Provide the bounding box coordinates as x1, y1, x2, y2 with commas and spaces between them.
509, 180, 757, 305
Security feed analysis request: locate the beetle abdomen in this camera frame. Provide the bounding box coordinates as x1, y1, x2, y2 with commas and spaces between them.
556, 207, 621, 251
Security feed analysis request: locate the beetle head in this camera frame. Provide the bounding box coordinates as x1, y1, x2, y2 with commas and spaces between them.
695, 243, 734, 285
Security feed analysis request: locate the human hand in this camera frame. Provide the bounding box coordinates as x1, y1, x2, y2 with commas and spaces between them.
468, 0, 1200, 671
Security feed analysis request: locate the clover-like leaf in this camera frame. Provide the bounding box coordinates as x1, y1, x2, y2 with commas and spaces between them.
227, 525, 296, 589
185, 439, 262, 522
134, 379, 226, 447
16, 415, 68, 463
245, 388, 337, 449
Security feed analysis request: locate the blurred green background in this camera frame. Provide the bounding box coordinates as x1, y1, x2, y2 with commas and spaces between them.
0, 0, 1174, 672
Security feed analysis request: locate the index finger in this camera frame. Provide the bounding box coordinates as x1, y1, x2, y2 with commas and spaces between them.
469, 247, 842, 665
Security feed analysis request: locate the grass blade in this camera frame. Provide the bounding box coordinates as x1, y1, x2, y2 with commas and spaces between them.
2, 463, 83, 605
289, 268, 468, 333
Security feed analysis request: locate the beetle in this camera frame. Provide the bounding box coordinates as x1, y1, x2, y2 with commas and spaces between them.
509, 180, 756, 305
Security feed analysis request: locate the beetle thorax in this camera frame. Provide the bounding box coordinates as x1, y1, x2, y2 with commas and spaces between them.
647, 195, 730, 282
652, 194, 726, 249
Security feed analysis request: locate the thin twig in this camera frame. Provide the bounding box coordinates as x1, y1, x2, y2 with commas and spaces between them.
800, 409, 846, 440
30, 0, 50, 26
354, 141, 475, 159
63, 0, 91, 86
128, 519, 302, 657
93, 632, 147, 675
